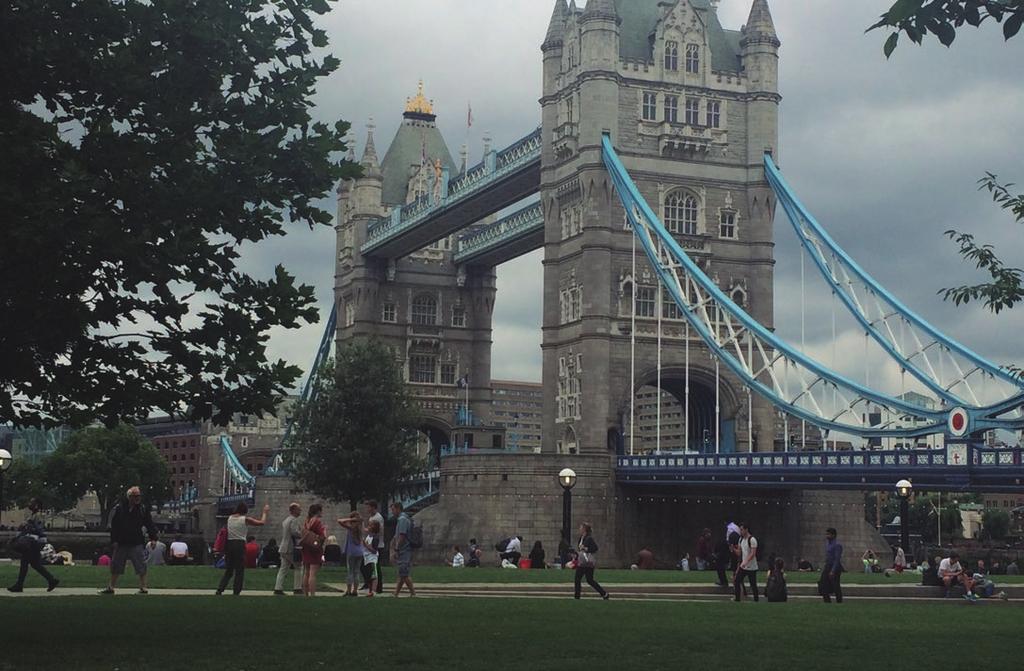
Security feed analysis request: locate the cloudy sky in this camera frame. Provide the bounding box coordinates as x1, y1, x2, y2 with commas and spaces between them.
250, 0, 1024, 406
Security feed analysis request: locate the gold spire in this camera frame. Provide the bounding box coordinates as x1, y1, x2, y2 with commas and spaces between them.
404, 80, 434, 115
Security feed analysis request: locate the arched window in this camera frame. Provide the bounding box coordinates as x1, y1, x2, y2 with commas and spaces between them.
664, 191, 700, 235
685, 44, 700, 73
411, 294, 437, 326
664, 41, 679, 71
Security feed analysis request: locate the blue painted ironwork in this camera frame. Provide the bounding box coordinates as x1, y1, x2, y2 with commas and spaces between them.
616, 446, 1024, 492
362, 127, 542, 254
765, 155, 1024, 419
264, 303, 339, 476
602, 134, 967, 438
454, 202, 544, 265
220, 435, 256, 489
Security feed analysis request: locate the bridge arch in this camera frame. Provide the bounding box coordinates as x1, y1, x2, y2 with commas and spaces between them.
417, 416, 452, 467
622, 365, 743, 454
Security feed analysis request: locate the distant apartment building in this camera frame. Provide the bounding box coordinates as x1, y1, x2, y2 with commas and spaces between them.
774, 411, 825, 451
634, 388, 686, 453
491, 381, 543, 453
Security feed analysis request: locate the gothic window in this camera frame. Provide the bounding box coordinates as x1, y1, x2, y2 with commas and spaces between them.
642, 92, 657, 121
566, 98, 574, 124
707, 100, 721, 128
635, 286, 656, 318
664, 95, 679, 124
556, 352, 582, 423
440, 363, 457, 385
560, 285, 583, 323
411, 294, 437, 326
342, 298, 354, 327
664, 41, 679, 71
685, 44, 700, 73
685, 98, 700, 125
720, 211, 737, 239
382, 302, 397, 323
451, 305, 466, 328
731, 287, 747, 308
664, 191, 699, 235
662, 295, 681, 320
409, 354, 436, 384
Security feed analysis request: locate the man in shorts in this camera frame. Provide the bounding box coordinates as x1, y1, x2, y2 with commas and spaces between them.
390, 502, 415, 597
99, 486, 159, 594
939, 551, 977, 601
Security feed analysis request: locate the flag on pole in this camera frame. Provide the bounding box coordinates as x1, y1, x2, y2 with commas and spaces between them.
467, 102, 473, 128
457, 374, 470, 389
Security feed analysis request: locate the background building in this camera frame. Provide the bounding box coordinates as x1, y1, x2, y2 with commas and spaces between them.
492, 380, 544, 452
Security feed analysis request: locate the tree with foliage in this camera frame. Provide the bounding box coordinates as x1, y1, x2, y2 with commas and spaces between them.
871, 1, 1024, 57
982, 508, 1012, 540
1, 459, 79, 513
1, 0, 360, 429
43, 424, 171, 523
286, 341, 423, 510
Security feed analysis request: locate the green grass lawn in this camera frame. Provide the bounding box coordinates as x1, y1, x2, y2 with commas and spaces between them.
0, 596, 1019, 671
4, 563, 1023, 590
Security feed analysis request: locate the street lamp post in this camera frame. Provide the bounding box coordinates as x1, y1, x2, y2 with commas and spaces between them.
558, 468, 577, 552
0, 448, 13, 526
896, 479, 913, 556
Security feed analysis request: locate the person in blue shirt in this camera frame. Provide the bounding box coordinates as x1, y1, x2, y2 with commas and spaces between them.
819, 527, 845, 603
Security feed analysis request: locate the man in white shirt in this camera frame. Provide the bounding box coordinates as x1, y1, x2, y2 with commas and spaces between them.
452, 545, 465, 568
733, 523, 759, 602
273, 502, 304, 595
168, 536, 189, 564
939, 551, 976, 600
500, 535, 523, 566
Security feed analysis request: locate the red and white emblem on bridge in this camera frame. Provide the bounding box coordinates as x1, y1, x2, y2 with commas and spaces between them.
947, 407, 970, 438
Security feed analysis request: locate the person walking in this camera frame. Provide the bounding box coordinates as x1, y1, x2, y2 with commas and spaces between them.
100, 486, 159, 595
391, 502, 416, 597
338, 511, 364, 597
300, 503, 326, 597
7, 498, 59, 593
573, 522, 609, 600
274, 502, 304, 595
733, 523, 759, 602
713, 532, 731, 587
765, 558, 788, 602
215, 502, 269, 595
819, 527, 845, 603
364, 500, 385, 593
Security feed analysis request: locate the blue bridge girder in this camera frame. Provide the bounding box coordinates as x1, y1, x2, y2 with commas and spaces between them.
453, 201, 544, 267
361, 128, 542, 260
616, 447, 1024, 492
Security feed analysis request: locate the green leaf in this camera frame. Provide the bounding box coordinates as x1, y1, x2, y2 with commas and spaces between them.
1004, 12, 1024, 39
935, 21, 957, 45
884, 32, 900, 57
887, 0, 927, 24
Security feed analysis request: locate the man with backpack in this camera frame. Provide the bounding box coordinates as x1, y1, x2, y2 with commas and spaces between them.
733, 523, 759, 602
390, 502, 416, 597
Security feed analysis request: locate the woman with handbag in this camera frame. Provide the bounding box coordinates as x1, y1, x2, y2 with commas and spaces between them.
215, 501, 269, 595
7, 498, 59, 593
300, 503, 326, 596
574, 522, 609, 600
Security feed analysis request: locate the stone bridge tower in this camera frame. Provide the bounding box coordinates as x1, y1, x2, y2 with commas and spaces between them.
336, 85, 498, 459
540, 0, 780, 455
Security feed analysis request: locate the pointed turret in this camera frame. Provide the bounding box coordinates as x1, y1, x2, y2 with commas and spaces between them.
360, 119, 382, 180
743, 0, 779, 43
543, 0, 568, 49
581, 0, 617, 21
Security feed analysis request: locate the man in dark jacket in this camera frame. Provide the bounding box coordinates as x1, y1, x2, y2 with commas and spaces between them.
99, 486, 159, 595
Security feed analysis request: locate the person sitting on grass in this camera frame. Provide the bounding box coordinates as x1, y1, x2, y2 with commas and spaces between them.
466, 539, 482, 568
451, 545, 465, 568
169, 536, 190, 565
258, 538, 280, 568
862, 549, 879, 574
766, 558, 788, 602
529, 541, 546, 569
939, 552, 977, 601
796, 558, 814, 572
244, 535, 260, 569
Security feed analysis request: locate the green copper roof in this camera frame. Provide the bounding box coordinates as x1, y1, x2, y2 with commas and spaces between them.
379, 118, 458, 207
614, 0, 743, 73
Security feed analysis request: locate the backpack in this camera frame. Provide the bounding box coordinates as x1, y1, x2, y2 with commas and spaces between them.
408, 522, 424, 550
495, 537, 511, 552
753, 537, 764, 561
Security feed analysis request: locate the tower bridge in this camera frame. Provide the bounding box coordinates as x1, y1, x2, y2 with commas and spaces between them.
216, 0, 1024, 565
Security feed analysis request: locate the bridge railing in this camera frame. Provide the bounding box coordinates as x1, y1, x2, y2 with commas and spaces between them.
454, 202, 543, 263
363, 127, 542, 253
617, 447, 1023, 471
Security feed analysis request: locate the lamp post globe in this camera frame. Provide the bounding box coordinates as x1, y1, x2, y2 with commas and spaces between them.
558, 467, 577, 490
558, 467, 577, 555
895, 479, 913, 555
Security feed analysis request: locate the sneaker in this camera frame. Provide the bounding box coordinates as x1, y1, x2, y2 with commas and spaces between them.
47, 580, 59, 592
7, 586, 23, 593
365, 592, 375, 598
273, 590, 286, 596
98, 587, 115, 595
602, 594, 610, 601
998, 591, 1008, 601
292, 589, 303, 595
137, 589, 149, 595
